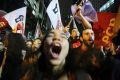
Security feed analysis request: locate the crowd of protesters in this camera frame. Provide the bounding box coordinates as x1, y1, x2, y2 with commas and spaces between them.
0, 0, 120, 80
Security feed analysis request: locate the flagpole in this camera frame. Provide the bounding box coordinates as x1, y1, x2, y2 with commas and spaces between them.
66, 0, 84, 28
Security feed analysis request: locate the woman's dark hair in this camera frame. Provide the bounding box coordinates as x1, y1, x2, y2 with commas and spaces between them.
1, 33, 26, 80
37, 31, 50, 71
39, 33, 48, 55
6, 33, 26, 60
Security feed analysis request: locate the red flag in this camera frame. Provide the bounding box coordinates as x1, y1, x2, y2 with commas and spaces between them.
0, 17, 8, 31
93, 12, 116, 48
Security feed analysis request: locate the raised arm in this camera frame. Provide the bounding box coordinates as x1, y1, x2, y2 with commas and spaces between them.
76, 6, 92, 29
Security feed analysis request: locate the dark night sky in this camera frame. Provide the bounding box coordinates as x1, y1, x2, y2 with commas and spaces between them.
0, 0, 25, 13
0, 0, 110, 12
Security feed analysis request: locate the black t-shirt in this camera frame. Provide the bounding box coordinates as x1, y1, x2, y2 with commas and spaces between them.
68, 47, 103, 69
66, 46, 105, 80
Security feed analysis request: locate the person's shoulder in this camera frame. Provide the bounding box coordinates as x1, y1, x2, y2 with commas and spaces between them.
70, 46, 81, 51
92, 47, 106, 60
69, 46, 81, 56
91, 47, 102, 53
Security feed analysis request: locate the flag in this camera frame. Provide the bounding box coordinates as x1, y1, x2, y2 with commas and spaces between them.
3, 7, 27, 35
93, 12, 116, 48
71, 1, 98, 23
0, 10, 8, 31
0, 17, 8, 31
56, 19, 63, 30
47, 0, 63, 29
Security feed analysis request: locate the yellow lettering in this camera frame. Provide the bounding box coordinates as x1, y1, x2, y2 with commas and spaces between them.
101, 18, 115, 45
109, 18, 115, 27
102, 36, 109, 44
106, 27, 113, 36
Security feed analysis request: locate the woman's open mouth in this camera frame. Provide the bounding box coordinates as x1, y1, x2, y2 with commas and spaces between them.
50, 43, 62, 59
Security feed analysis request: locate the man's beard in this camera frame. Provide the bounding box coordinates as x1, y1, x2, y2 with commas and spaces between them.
83, 40, 94, 48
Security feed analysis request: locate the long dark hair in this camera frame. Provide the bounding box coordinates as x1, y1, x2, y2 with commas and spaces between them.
6, 33, 26, 60
1, 33, 26, 80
